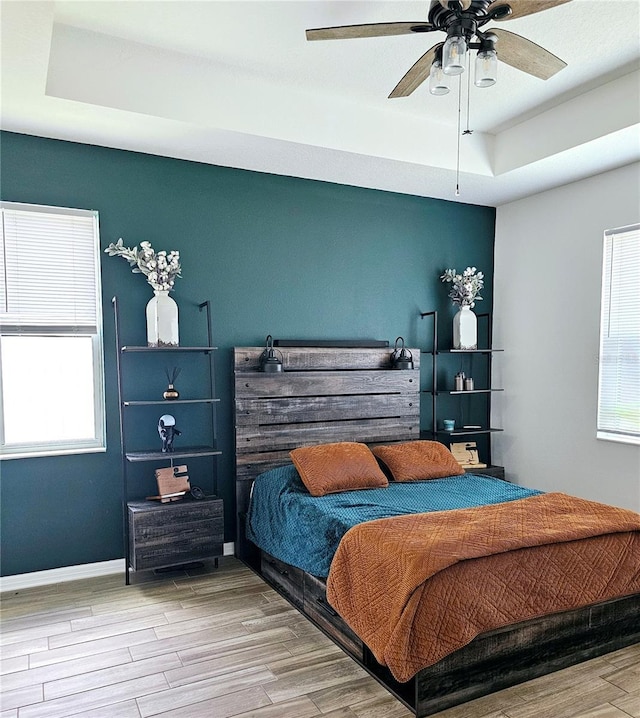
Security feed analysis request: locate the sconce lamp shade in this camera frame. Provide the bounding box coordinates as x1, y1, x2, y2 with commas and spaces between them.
391, 337, 414, 370
260, 335, 284, 372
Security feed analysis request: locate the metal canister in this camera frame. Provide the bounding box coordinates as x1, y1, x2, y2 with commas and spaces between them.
454, 372, 465, 391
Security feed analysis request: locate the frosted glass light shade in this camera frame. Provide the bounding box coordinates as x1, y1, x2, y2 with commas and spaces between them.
475, 48, 498, 87
443, 35, 466, 75
429, 60, 450, 95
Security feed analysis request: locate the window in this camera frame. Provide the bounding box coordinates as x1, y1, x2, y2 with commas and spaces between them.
597, 223, 640, 445
0, 202, 105, 459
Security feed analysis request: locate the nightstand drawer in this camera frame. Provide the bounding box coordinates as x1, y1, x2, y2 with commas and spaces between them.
128, 497, 223, 571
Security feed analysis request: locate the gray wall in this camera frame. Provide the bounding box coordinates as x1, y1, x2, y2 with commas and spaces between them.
493, 162, 640, 512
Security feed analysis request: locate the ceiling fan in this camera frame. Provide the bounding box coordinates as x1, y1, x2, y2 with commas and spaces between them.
306, 0, 571, 98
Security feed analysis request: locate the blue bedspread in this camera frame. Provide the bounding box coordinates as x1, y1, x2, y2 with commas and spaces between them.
246, 464, 543, 577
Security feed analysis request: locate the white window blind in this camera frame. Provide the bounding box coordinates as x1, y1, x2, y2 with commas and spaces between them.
597, 223, 640, 444
0, 201, 106, 459
1, 204, 99, 334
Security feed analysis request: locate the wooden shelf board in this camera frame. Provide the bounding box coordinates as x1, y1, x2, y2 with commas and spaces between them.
121, 346, 217, 353
436, 427, 504, 436
126, 446, 221, 462
436, 389, 504, 395
123, 398, 220, 406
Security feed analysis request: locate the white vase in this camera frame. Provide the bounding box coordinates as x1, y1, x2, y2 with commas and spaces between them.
146, 290, 179, 347
453, 305, 477, 350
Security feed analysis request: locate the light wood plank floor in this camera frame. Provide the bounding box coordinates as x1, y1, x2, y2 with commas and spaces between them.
1, 557, 638, 718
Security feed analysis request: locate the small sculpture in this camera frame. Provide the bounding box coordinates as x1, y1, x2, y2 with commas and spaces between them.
158, 414, 181, 452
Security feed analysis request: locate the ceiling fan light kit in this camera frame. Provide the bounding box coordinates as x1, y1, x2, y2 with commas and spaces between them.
443, 34, 467, 75
306, 0, 571, 195
429, 57, 451, 95
306, 0, 570, 97
475, 47, 498, 87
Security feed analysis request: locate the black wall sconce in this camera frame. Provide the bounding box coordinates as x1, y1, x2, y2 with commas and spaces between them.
390, 337, 414, 370
259, 335, 284, 373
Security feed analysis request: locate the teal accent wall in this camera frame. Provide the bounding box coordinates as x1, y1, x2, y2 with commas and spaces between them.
0, 131, 495, 576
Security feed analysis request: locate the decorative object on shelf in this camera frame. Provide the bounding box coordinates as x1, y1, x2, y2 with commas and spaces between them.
260, 335, 284, 373
190, 485, 206, 500
147, 290, 179, 347
450, 441, 487, 469
105, 239, 181, 347
158, 414, 181, 452
443, 419, 455, 431
105, 239, 181, 291
150, 464, 190, 503
440, 267, 484, 350
163, 367, 181, 400
453, 305, 478, 350
454, 371, 465, 391
390, 337, 414, 370
464, 376, 474, 391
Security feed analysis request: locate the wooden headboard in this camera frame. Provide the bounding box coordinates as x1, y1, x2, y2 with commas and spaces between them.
233, 345, 420, 561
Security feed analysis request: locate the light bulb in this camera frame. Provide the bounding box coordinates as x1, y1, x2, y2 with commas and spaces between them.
443, 35, 466, 76
429, 60, 450, 95
475, 48, 497, 88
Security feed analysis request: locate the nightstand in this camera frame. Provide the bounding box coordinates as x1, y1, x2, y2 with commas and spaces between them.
128, 496, 223, 572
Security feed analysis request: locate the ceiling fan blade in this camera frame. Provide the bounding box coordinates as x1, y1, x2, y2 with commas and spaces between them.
389, 43, 442, 98
489, 0, 572, 21
306, 22, 433, 41
492, 28, 566, 80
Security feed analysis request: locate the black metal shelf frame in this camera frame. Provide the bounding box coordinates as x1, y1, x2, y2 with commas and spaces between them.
419, 309, 503, 467
112, 296, 221, 584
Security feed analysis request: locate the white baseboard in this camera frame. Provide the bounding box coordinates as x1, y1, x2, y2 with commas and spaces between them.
0, 542, 235, 592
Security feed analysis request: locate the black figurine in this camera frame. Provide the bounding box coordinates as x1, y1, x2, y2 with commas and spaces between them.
158, 414, 181, 453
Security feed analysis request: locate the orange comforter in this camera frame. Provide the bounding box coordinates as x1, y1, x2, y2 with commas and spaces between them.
326, 492, 640, 682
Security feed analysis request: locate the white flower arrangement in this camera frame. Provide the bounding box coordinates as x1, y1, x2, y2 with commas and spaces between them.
440, 267, 484, 308
105, 239, 181, 292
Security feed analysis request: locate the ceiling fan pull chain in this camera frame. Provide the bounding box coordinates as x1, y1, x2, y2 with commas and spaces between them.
455, 73, 462, 197
465, 52, 473, 134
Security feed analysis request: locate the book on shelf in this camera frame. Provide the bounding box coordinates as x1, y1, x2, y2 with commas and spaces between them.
450, 441, 487, 469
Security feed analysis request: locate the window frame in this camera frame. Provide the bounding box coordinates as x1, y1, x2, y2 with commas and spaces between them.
596, 222, 640, 446
0, 201, 106, 459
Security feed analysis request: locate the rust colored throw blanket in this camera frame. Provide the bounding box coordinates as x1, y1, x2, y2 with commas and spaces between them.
326, 493, 640, 682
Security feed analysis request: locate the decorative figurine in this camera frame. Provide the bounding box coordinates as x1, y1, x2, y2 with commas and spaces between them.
158, 414, 181, 452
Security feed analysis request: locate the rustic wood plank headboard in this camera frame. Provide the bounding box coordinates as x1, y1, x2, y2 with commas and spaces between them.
233, 346, 420, 560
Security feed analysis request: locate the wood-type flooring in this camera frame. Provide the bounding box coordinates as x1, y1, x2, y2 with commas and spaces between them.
1, 557, 638, 718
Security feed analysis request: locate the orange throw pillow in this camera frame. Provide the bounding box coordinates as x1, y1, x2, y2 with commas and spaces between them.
290, 442, 389, 497
372, 440, 464, 481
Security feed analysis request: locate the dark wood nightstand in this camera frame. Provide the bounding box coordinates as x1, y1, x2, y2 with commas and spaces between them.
128, 496, 223, 572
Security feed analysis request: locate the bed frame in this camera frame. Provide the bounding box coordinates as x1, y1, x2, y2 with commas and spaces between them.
233, 346, 640, 717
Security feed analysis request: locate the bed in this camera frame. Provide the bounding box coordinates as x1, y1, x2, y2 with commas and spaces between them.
234, 345, 640, 717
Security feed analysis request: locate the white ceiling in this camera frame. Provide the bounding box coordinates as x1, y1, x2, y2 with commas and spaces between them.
1, 0, 639, 206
